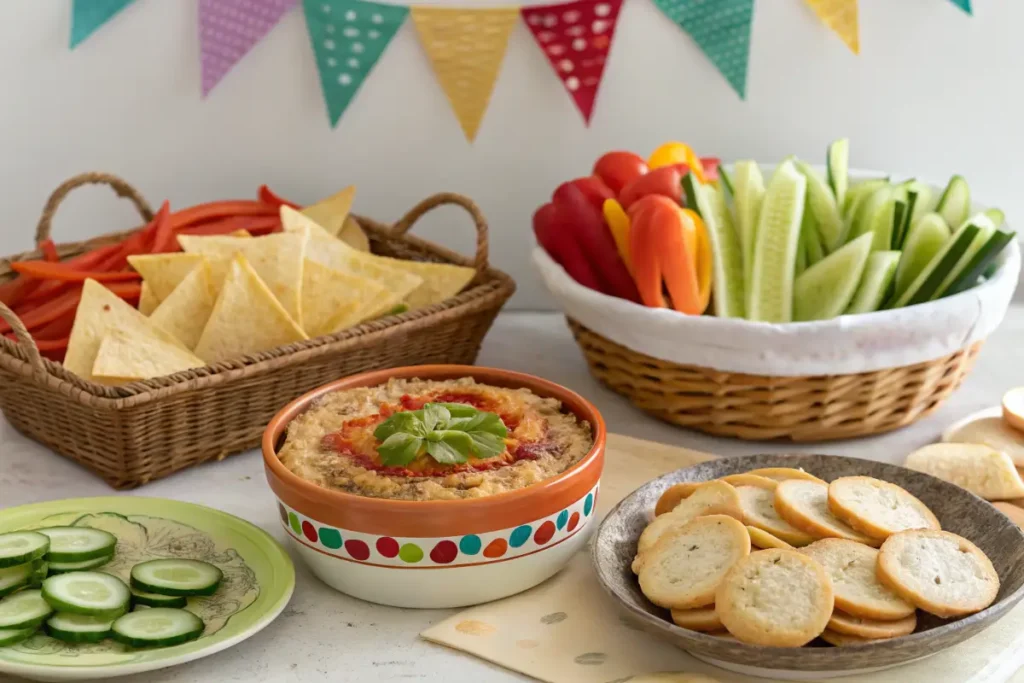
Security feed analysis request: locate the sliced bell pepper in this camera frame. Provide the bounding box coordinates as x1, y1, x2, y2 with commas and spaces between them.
628, 195, 704, 314
592, 152, 648, 194
1, 281, 141, 335
682, 208, 713, 312
618, 164, 689, 209
555, 177, 615, 212
699, 157, 720, 184
601, 198, 632, 273
10, 262, 141, 283
533, 203, 604, 292
258, 185, 301, 210
39, 239, 60, 262
169, 201, 278, 230
177, 215, 281, 237
148, 201, 176, 253
648, 142, 707, 184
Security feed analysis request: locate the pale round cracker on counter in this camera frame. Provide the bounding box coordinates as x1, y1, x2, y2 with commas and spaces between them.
799, 538, 914, 620
744, 467, 826, 484
746, 526, 792, 550
736, 486, 815, 547
670, 606, 723, 632
774, 480, 878, 546
820, 628, 892, 647
638, 515, 750, 610
828, 476, 940, 540
943, 408, 1024, 467
1005, 388, 1024, 434
720, 474, 778, 490
655, 482, 704, 516
827, 610, 917, 639
715, 548, 834, 647
877, 529, 999, 618
905, 443, 1024, 501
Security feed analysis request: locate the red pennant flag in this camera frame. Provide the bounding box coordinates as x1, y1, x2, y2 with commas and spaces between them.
522, 0, 623, 124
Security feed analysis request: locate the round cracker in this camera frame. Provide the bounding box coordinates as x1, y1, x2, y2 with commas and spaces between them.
720, 474, 778, 490
1004, 387, 1024, 434
736, 486, 815, 546
655, 482, 704, 516
820, 628, 893, 647
774, 480, 878, 546
715, 548, 834, 647
670, 606, 723, 632
827, 610, 917, 639
744, 467, 826, 484
828, 476, 940, 540
638, 515, 750, 610
746, 525, 792, 550
877, 529, 999, 618
799, 538, 915, 620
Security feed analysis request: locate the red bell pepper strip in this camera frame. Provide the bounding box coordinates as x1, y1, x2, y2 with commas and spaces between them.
170, 201, 277, 230
39, 239, 60, 262
177, 215, 281, 237
258, 185, 301, 210
554, 177, 614, 212
33, 313, 75, 340
10, 262, 142, 283
554, 184, 639, 302
532, 202, 604, 292
700, 157, 720, 183
593, 151, 648, 194
628, 195, 703, 314
618, 164, 690, 209
148, 201, 176, 253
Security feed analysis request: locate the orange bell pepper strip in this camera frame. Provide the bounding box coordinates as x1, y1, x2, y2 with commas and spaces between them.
627, 195, 703, 314
682, 208, 713, 313
648, 142, 707, 184
10, 262, 141, 283
601, 198, 632, 273
169, 201, 277, 230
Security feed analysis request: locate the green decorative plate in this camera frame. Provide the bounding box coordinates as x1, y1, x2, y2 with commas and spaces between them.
0, 497, 295, 682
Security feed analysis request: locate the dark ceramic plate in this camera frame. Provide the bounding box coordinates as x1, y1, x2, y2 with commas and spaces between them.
592, 454, 1024, 679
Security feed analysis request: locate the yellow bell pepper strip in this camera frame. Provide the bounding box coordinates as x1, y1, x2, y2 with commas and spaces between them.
602, 198, 632, 273
648, 142, 707, 184
627, 195, 703, 314
682, 208, 713, 313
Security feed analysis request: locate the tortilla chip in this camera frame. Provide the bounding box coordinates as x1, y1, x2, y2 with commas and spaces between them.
137, 282, 159, 316
128, 253, 206, 302
91, 329, 204, 385
229, 229, 252, 238
339, 216, 370, 252
302, 186, 365, 246
64, 279, 192, 381
149, 263, 216, 349
301, 260, 398, 337
378, 258, 476, 310
193, 255, 307, 363
177, 231, 308, 327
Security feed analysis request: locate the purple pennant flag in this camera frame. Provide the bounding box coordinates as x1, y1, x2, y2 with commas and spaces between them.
199, 0, 298, 96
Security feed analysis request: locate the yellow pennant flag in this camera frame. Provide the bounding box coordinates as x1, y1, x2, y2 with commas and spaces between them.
805, 0, 859, 54
411, 6, 519, 142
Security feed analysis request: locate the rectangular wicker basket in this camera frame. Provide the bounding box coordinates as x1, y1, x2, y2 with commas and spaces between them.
0, 173, 515, 489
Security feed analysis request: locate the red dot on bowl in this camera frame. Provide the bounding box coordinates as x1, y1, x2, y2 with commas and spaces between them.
567, 512, 581, 532
345, 539, 370, 561
376, 537, 400, 558
430, 540, 458, 564
534, 521, 556, 545
483, 538, 508, 558
301, 521, 318, 543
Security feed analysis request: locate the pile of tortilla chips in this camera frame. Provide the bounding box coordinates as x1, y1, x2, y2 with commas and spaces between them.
62, 188, 476, 384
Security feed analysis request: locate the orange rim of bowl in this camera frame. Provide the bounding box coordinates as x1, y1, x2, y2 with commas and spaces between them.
262, 365, 606, 537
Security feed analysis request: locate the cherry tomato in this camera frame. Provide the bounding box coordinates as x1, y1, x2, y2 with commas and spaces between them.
593, 151, 648, 194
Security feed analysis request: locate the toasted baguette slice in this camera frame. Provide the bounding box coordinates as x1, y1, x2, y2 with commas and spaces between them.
799, 538, 915, 620
744, 467, 825, 484
827, 476, 940, 540
736, 486, 814, 546
820, 628, 893, 646
720, 474, 778, 490
905, 443, 1024, 501
774, 480, 878, 546
827, 610, 917, 639
670, 606, 723, 632
943, 407, 1024, 466
1004, 388, 1024, 434
746, 526, 792, 550
655, 482, 704, 516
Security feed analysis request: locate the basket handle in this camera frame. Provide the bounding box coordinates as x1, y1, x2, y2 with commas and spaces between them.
0, 301, 44, 371
390, 193, 489, 272
36, 172, 154, 244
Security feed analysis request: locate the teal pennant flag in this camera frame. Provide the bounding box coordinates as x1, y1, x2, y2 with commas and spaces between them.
304, 0, 409, 127
650, 0, 754, 99
70, 0, 138, 48
948, 0, 972, 15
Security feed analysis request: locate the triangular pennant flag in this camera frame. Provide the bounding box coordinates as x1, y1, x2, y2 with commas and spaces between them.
303, 0, 408, 127
948, 0, 972, 15
804, 0, 859, 54
522, 0, 624, 123
70, 0, 137, 48
411, 6, 519, 142
199, 0, 297, 97
649, 0, 754, 99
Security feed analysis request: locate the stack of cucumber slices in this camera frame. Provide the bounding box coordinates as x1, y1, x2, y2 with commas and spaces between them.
0, 528, 222, 649
708, 139, 1015, 322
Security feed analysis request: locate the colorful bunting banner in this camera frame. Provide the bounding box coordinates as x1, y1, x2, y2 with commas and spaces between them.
949, 0, 972, 15
650, 0, 754, 99
804, 0, 859, 55
304, 0, 408, 127
411, 7, 519, 142
70, 0, 137, 48
199, 0, 297, 97
522, 0, 623, 124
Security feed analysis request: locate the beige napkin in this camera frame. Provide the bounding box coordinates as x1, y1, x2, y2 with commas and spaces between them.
421, 434, 1024, 683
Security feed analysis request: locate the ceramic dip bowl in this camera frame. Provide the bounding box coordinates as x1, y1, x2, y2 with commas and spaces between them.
263, 365, 605, 609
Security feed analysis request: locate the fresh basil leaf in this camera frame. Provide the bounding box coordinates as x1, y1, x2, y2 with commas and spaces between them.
467, 431, 506, 459
377, 433, 424, 466
436, 402, 478, 418
425, 431, 472, 464
421, 403, 451, 432
449, 411, 508, 438
373, 411, 427, 441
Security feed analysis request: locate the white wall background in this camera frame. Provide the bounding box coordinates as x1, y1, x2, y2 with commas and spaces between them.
1, 0, 1021, 309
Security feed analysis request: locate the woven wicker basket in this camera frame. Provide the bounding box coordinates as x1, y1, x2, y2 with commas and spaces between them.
0, 173, 515, 488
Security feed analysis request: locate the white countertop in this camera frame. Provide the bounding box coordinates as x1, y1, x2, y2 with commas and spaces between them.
2, 309, 1023, 683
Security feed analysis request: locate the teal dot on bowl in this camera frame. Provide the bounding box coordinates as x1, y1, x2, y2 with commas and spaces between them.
556, 510, 569, 530
459, 535, 482, 555
510, 525, 532, 548
288, 512, 301, 535
320, 528, 342, 549
584, 493, 594, 517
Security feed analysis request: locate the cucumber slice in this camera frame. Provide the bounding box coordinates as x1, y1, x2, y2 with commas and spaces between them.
793, 233, 873, 321
892, 224, 981, 308
747, 161, 807, 322
803, 198, 826, 267
42, 571, 130, 620
130, 560, 223, 597
942, 230, 1015, 298
131, 588, 187, 609
48, 554, 113, 575
796, 160, 844, 251
893, 191, 921, 250
895, 212, 951, 296
932, 217, 996, 299
682, 175, 745, 318
30, 561, 48, 588
891, 201, 907, 249
901, 181, 934, 227
843, 178, 889, 219
111, 608, 204, 648
826, 138, 849, 210
847, 251, 901, 314
935, 175, 971, 229
44, 612, 114, 644
984, 208, 1006, 228
868, 196, 898, 252
850, 185, 894, 243
38, 527, 117, 563
0, 564, 32, 598
718, 165, 735, 196
796, 233, 808, 276
732, 160, 765, 294
0, 625, 37, 647
0, 533, 50, 569
0, 590, 53, 630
